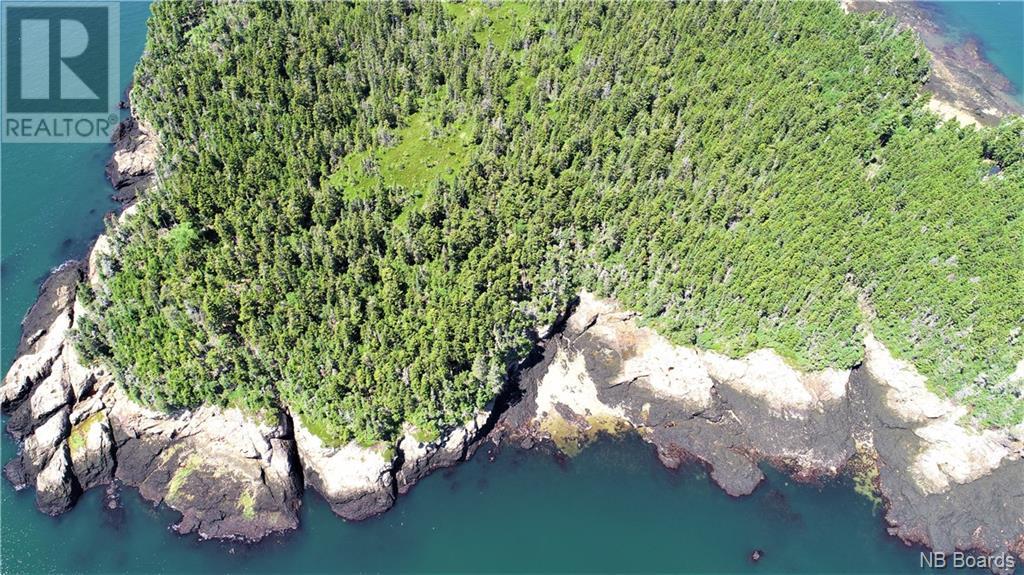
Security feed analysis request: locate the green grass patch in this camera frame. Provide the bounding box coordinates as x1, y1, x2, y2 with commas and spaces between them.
328, 111, 475, 201
237, 488, 256, 520
68, 411, 106, 454
444, 1, 532, 48
167, 454, 203, 500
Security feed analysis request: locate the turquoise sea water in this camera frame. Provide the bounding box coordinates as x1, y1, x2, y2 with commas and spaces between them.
1, 2, 1019, 574
920, 0, 1024, 103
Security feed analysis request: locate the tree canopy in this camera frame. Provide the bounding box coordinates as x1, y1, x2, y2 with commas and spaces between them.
75, 0, 1024, 445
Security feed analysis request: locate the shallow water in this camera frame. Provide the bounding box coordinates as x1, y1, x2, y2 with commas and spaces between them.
920, 0, 1024, 103
1, 2, 1018, 573
1, 435, 957, 574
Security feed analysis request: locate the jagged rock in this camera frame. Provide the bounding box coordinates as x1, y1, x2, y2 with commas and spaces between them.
30, 357, 72, 422
4, 456, 29, 490
87, 235, 112, 288
396, 410, 490, 494
70, 396, 104, 425
2, 317, 70, 414
35, 443, 78, 516
69, 412, 115, 490
293, 417, 395, 520
5, 400, 40, 441
106, 387, 301, 540
496, 291, 1023, 568
63, 344, 96, 400
1, 262, 81, 413
23, 408, 71, 476
105, 116, 157, 202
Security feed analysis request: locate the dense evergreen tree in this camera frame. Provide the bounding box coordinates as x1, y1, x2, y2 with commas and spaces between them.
76, 1, 1024, 444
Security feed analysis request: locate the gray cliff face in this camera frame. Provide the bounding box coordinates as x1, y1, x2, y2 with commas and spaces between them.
105, 113, 158, 203
848, 368, 1024, 566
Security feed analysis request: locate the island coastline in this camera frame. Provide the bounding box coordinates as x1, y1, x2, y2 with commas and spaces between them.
2, 3, 1023, 573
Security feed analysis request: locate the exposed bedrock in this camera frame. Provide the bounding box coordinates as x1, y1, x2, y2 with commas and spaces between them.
105, 113, 158, 203
493, 292, 1023, 570
292, 418, 394, 521
291, 407, 491, 520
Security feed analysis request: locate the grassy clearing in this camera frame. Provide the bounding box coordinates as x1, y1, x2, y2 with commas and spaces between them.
444, 1, 532, 48
328, 111, 475, 202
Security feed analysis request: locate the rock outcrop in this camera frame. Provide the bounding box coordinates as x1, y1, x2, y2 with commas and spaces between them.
292, 418, 394, 521
395, 410, 491, 495
493, 292, 1023, 571
105, 113, 158, 203
496, 292, 856, 496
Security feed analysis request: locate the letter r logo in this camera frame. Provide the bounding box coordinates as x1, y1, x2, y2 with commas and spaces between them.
20, 18, 99, 100
4, 3, 115, 114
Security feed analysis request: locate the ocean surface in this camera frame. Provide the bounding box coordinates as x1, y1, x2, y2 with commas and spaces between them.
1, 2, 1019, 573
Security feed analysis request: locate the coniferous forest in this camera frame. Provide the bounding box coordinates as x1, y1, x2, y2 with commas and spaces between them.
74, 1, 1024, 445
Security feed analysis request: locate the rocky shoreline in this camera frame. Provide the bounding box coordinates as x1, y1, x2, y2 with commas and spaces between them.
841, 0, 1024, 127
492, 294, 1024, 572
3, 110, 1022, 571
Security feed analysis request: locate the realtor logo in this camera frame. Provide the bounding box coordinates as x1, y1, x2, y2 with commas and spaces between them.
2, 1, 119, 142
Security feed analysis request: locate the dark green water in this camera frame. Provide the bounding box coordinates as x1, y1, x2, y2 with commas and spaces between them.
1, 2, 1018, 573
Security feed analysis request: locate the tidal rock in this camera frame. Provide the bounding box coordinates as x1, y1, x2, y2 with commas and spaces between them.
496, 291, 1023, 568
107, 388, 302, 540
505, 291, 853, 487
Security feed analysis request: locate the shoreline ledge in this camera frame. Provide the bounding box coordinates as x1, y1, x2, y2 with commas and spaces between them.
3, 193, 1022, 567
